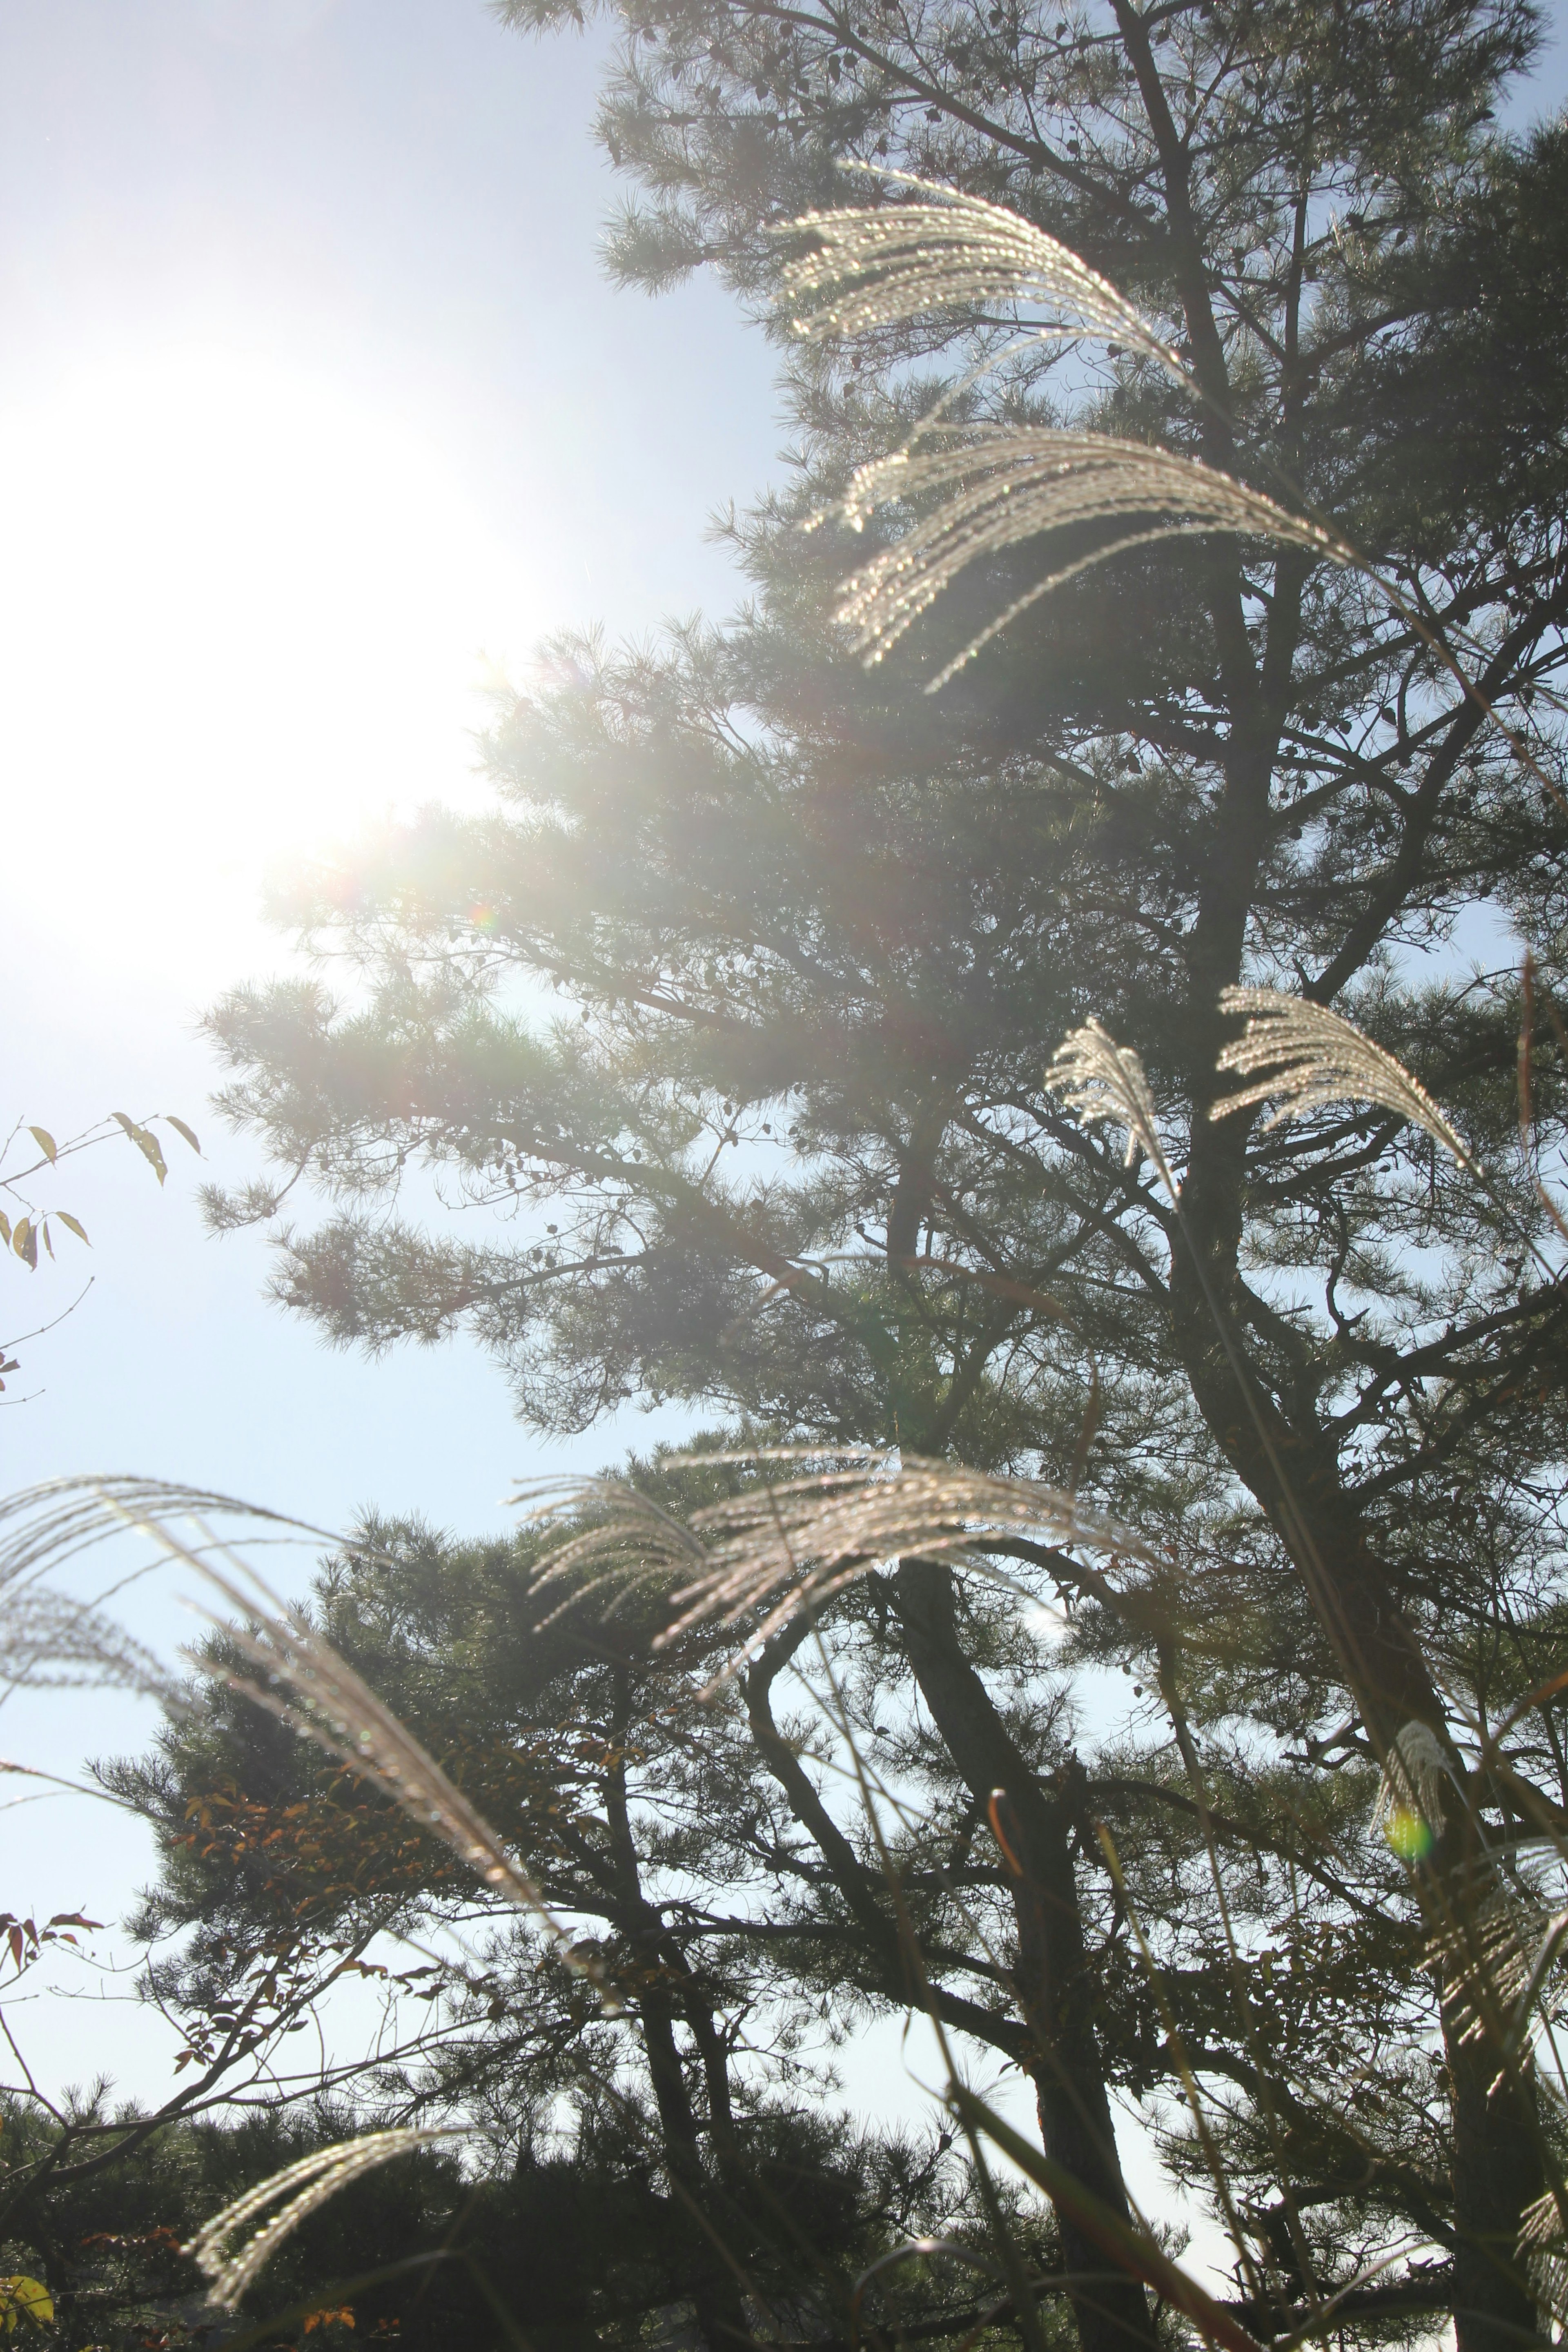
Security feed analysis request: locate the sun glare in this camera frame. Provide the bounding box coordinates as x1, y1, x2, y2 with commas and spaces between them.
0, 346, 521, 990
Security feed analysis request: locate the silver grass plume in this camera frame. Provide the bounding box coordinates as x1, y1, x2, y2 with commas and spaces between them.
777, 170, 1187, 380
1428, 1883, 1568, 2053
781, 174, 1351, 687
520, 1478, 708, 1628
0, 1475, 286, 1709
0, 1588, 174, 1704
1372, 1721, 1450, 1853
0, 1480, 605, 1993
1518, 2189, 1568, 2327
186, 2127, 460, 2308
1212, 987, 1475, 1168
527, 1447, 1154, 1670
1047, 1020, 1180, 1200
824, 428, 1346, 689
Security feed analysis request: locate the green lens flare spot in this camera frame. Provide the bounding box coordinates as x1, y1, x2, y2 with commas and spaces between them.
1383, 1805, 1435, 1862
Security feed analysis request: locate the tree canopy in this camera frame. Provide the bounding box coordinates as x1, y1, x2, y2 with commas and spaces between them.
132, 5, 1568, 2350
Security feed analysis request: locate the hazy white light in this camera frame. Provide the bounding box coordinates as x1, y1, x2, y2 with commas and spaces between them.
0, 345, 522, 991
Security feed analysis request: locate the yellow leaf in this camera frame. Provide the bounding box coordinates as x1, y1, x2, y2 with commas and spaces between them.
25, 1128, 55, 1165
55, 1214, 89, 1247
0, 1212, 10, 1247
0, 2274, 53, 2330
11, 1220, 35, 1271
164, 1116, 202, 1156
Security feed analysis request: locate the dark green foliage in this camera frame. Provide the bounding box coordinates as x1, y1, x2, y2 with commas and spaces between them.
0, 2096, 461, 2351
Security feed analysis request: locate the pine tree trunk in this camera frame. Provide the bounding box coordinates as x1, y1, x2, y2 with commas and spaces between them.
1449, 2034, 1540, 2352
604, 1671, 751, 2352
895, 1558, 1160, 2352
1168, 1225, 1543, 2352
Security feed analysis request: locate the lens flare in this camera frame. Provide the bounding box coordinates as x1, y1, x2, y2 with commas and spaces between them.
1383, 1804, 1436, 1863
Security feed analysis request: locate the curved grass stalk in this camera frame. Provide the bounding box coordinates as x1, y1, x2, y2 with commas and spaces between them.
1212, 987, 1475, 1168
821, 428, 1347, 687
526, 1446, 1155, 1668
186, 2126, 462, 2308
0, 1479, 607, 1993
777, 169, 1186, 381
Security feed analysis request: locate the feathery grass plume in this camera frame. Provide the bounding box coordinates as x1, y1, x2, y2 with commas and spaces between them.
1211, 986, 1476, 1167
0, 1479, 604, 1993
777, 169, 1187, 380
0, 1474, 306, 1585
528, 1446, 1154, 1668
782, 174, 1351, 686
1047, 1020, 1180, 1200
1372, 1720, 1451, 1862
1428, 1885, 1568, 2053
824, 428, 1348, 688
0, 1588, 176, 1703
186, 2127, 461, 2309
517, 1475, 708, 1627
1519, 2188, 1568, 2327
0, 1476, 274, 1708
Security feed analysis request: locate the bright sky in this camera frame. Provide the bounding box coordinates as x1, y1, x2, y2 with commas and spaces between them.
0, 0, 778, 2110
0, 0, 1564, 2215
0, 0, 788, 1518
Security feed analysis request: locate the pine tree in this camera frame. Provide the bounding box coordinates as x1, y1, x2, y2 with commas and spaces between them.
104, 1503, 1076, 2352
200, 8, 1568, 2348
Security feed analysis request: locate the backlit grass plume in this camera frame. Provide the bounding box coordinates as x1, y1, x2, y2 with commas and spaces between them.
1047, 1020, 1180, 1199
1372, 1720, 1450, 1861
1211, 986, 1475, 1168
0, 1588, 174, 1702
186, 2127, 460, 2309
778, 169, 1186, 378
0, 1476, 252, 1707
528, 1447, 1154, 1668
824, 428, 1346, 688
1427, 1885, 1568, 2056
783, 173, 1350, 686
519, 1477, 708, 1628
0, 1479, 601, 1988
1519, 2188, 1568, 2328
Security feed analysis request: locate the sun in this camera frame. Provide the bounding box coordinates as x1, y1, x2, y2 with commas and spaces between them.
0, 343, 523, 992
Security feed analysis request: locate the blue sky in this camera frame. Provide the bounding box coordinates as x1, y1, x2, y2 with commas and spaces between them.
0, 0, 1565, 2143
